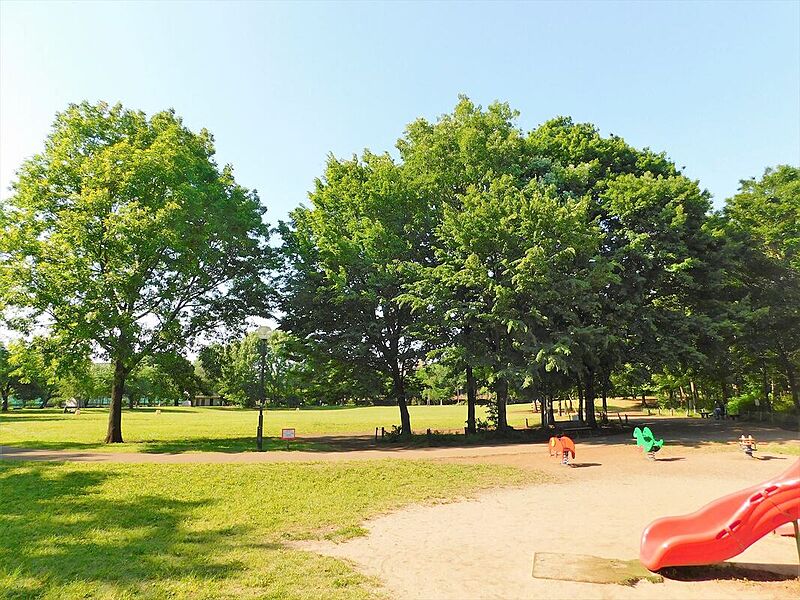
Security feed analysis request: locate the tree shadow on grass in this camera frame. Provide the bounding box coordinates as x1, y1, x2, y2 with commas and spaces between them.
1, 436, 334, 455
0, 463, 251, 597
137, 436, 333, 454
0, 414, 81, 423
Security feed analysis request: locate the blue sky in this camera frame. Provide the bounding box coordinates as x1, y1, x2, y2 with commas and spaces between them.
1, 0, 798, 224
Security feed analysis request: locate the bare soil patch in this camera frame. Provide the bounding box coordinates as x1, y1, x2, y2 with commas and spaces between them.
299, 420, 800, 599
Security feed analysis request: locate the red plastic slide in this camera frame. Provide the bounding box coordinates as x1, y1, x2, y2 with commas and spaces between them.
640, 459, 800, 571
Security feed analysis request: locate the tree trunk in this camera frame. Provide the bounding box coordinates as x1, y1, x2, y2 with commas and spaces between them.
105, 359, 126, 443
785, 362, 799, 411
1, 385, 9, 412
547, 395, 554, 425
601, 378, 608, 423
721, 376, 729, 409
584, 369, 597, 428
777, 349, 800, 411
494, 378, 509, 431
392, 375, 412, 437
465, 364, 477, 434
762, 363, 772, 412
577, 380, 584, 422
540, 393, 547, 427
689, 380, 699, 413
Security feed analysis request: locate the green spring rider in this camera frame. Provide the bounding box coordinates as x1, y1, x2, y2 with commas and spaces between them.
633, 426, 664, 460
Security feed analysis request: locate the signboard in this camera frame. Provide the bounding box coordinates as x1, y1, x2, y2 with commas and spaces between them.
281, 428, 296, 440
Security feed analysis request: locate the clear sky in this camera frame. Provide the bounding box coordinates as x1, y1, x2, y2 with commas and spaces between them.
1, 0, 798, 224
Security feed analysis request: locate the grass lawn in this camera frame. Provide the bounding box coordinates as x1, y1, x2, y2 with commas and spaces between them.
0, 459, 543, 599
761, 441, 800, 456
0, 404, 545, 453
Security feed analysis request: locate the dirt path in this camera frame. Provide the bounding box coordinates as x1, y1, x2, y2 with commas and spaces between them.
1, 416, 795, 464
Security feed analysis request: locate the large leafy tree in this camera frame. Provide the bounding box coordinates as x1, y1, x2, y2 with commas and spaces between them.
0, 102, 273, 442
423, 177, 607, 429
526, 118, 713, 426
0, 343, 19, 411
398, 98, 534, 432
6, 337, 62, 408
279, 152, 434, 435
724, 166, 800, 409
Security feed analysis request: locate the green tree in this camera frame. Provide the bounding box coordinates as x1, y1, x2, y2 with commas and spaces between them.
0, 102, 273, 442
725, 166, 800, 409
200, 330, 305, 407
397, 97, 534, 432
6, 337, 62, 407
279, 152, 434, 435
0, 343, 18, 411
527, 117, 713, 427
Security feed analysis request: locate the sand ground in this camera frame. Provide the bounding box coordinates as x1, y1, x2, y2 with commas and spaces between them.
298, 420, 800, 600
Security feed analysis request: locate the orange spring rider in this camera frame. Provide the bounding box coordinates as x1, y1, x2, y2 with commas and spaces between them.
549, 435, 576, 465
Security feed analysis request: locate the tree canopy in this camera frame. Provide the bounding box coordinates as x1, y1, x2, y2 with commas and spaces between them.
0, 101, 274, 441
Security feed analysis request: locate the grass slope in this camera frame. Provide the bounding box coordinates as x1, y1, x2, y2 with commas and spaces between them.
0, 459, 543, 599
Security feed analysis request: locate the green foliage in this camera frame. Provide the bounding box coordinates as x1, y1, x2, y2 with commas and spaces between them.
0, 343, 18, 410
200, 330, 317, 408
726, 165, 800, 271
415, 361, 462, 406
0, 101, 274, 440
279, 151, 435, 434
721, 165, 800, 411
5, 337, 63, 406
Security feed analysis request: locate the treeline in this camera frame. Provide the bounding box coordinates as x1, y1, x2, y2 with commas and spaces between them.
0, 98, 797, 441
0, 337, 201, 410
276, 98, 799, 434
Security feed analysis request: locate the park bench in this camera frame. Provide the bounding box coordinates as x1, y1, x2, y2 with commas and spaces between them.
555, 423, 593, 438
699, 410, 712, 418
727, 414, 740, 421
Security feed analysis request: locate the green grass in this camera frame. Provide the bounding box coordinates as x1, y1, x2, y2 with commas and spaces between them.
0, 404, 543, 453
761, 442, 800, 456
0, 459, 544, 599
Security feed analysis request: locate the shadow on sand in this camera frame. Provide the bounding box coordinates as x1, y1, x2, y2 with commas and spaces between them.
660, 562, 799, 582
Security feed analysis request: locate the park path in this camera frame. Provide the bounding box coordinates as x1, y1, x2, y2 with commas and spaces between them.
0, 442, 550, 464
1, 417, 795, 464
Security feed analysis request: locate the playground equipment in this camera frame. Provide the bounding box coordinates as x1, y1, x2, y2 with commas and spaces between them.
640, 458, 800, 571
549, 435, 576, 465
738, 435, 758, 457
632, 426, 664, 459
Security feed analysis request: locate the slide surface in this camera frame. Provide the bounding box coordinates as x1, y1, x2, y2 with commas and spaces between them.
640, 459, 800, 571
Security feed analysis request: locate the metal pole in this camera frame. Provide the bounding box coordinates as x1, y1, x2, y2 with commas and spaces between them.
257, 338, 266, 451
257, 404, 263, 451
